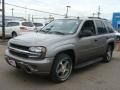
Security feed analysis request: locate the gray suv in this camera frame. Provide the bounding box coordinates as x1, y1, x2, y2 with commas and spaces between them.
5, 18, 116, 82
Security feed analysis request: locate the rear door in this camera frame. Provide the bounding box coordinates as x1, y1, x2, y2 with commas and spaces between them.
94, 20, 109, 56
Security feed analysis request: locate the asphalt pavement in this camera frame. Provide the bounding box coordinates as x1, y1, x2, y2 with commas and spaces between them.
0, 44, 120, 90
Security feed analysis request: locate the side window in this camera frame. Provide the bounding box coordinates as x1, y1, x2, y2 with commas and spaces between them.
81, 20, 96, 36
34, 23, 43, 27
7, 22, 19, 27
104, 21, 114, 33
22, 22, 34, 27
6, 22, 13, 27
95, 20, 108, 34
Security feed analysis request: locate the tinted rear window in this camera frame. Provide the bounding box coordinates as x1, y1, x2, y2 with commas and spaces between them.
33, 23, 43, 27
95, 20, 108, 34
22, 22, 34, 27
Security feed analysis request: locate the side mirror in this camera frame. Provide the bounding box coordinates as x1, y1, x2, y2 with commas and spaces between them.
79, 30, 93, 38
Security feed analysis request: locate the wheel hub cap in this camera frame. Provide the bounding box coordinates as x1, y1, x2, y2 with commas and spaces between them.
107, 49, 112, 61
56, 58, 72, 79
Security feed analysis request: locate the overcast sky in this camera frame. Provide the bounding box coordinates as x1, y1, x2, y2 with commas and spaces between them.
3, 0, 120, 20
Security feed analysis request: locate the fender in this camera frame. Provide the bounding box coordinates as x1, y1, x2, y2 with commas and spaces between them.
106, 37, 116, 45
46, 44, 76, 58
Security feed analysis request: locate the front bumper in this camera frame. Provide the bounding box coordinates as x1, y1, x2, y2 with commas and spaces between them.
5, 49, 54, 75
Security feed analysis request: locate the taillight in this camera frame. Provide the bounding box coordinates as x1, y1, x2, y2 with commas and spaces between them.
20, 27, 28, 32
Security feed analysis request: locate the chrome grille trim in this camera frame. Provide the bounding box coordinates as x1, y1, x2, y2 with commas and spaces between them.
9, 47, 40, 55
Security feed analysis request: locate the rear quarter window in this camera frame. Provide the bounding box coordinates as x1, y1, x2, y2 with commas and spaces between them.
104, 21, 114, 33
6, 22, 19, 27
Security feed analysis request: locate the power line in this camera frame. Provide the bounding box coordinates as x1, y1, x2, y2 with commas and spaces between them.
5, 3, 63, 16
19, 0, 47, 7
31, 0, 48, 5
5, 2, 75, 18
92, 5, 101, 18
20, 0, 48, 5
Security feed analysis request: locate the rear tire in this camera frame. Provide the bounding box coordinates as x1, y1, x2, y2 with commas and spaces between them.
12, 32, 17, 38
102, 45, 113, 63
50, 53, 73, 83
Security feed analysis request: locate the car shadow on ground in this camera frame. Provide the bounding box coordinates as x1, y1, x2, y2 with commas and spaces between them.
3, 49, 119, 86
73, 56, 117, 75
7, 68, 54, 84
6, 60, 110, 85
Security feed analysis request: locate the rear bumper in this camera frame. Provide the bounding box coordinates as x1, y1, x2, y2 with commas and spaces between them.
5, 49, 54, 75
18, 32, 30, 35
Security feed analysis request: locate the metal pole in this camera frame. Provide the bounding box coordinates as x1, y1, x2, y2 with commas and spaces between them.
11, 8, 14, 17
32, 15, 34, 22
65, 6, 71, 18
66, 6, 68, 18
98, 5, 101, 18
93, 13, 95, 17
2, 0, 5, 39
28, 14, 30, 21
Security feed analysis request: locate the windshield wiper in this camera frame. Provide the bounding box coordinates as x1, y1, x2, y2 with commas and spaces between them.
48, 31, 66, 35
39, 28, 51, 33
39, 30, 48, 33
39, 29, 67, 35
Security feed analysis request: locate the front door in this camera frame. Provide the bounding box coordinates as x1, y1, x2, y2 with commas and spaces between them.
76, 20, 97, 64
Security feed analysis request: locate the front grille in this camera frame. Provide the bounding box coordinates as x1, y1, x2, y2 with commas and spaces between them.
9, 43, 30, 58
10, 43, 29, 51
9, 50, 28, 58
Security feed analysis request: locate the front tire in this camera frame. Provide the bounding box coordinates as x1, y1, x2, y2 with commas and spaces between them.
51, 53, 73, 83
103, 45, 113, 63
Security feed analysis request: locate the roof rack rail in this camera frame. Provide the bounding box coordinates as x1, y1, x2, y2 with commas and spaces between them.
88, 17, 101, 19
88, 17, 108, 20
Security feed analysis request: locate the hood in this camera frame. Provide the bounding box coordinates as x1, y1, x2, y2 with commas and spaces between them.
10, 32, 67, 46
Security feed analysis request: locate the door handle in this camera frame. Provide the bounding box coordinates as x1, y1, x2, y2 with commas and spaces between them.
106, 37, 109, 39
94, 39, 98, 42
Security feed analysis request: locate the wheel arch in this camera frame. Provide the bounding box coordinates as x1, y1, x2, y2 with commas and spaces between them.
12, 31, 17, 34
11, 31, 17, 37
108, 41, 115, 51
54, 49, 76, 67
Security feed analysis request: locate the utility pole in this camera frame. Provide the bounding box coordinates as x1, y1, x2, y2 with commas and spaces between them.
11, 8, 14, 17
93, 13, 95, 17
65, 5, 71, 18
32, 15, 34, 22
0, 0, 1, 7
28, 14, 30, 21
97, 5, 101, 18
0, 0, 2, 11
2, 0, 5, 39
24, 6, 27, 20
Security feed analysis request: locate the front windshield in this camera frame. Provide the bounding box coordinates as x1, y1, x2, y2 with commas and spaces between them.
40, 19, 81, 34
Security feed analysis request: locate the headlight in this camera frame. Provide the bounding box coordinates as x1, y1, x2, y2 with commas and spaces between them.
29, 47, 46, 59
